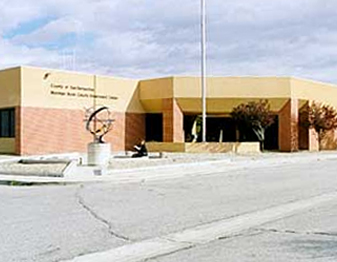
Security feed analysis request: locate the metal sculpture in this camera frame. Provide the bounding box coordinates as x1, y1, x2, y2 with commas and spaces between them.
85, 106, 114, 143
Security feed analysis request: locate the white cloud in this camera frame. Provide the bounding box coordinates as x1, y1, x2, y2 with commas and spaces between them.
11, 17, 83, 46
1, 0, 337, 83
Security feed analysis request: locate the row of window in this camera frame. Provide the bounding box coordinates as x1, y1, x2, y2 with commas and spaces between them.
0, 108, 15, 137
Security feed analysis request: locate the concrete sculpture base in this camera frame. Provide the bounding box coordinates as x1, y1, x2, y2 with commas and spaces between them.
87, 142, 111, 166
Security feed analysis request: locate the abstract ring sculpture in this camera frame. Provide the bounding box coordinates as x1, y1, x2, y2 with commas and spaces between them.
85, 106, 114, 143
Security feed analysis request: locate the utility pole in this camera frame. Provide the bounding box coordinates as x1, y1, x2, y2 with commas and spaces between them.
93, 74, 97, 142
201, 0, 207, 142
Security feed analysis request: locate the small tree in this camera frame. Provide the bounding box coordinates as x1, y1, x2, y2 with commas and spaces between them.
301, 101, 337, 143
230, 100, 274, 150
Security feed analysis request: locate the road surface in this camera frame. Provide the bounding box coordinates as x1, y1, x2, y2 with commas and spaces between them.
1, 155, 337, 261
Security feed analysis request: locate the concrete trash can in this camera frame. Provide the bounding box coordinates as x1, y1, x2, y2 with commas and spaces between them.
87, 142, 111, 166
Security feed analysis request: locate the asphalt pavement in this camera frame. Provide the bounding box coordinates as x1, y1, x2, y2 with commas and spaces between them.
150, 202, 337, 262
0, 153, 337, 262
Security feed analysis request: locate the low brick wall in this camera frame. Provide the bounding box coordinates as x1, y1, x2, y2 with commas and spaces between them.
147, 142, 260, 154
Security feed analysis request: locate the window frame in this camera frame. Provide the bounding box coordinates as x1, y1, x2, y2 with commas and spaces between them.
0, 108, 15, 138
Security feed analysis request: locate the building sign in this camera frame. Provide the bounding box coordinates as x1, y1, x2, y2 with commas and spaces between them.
49, 83, 117, 100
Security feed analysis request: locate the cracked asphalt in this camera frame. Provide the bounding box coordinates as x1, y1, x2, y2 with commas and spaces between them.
150, 203, 337, 262
76, 185, 131, 242
1, 155, 337, 261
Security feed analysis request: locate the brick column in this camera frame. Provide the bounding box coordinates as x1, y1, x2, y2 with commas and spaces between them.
278, 99, 299, 152
15, 106, 22, 155
125, 113, 145, 150
162, 98, 184, 142
308, 128, 319, 151
299, 101, 319, 151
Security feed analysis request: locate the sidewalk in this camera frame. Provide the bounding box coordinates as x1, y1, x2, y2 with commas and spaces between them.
0, 151, 337, 185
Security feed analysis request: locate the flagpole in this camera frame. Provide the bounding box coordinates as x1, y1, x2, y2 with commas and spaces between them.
201, 0, 207, 142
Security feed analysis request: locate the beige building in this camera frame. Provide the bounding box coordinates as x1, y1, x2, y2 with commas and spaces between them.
0, 66, 336, 155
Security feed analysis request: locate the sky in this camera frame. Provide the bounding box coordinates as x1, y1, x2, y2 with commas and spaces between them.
1, 0, 337, 83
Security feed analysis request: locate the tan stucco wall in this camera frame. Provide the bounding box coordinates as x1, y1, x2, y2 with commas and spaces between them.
0, 68, 20, 155
21, 66, 144, 113
139, 77, 173, 99
176, 98, 289, 113
139, 77, 173, 113
0, 67, 21, 108
139, 76, 337, 114
0, 138, 16, 154
3, 67, 337, 115
140, 76, 293, 113
291, 78, 337, 108
174, 77, 292, 98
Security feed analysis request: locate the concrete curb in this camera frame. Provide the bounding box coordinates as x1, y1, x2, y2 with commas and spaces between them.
0, 152, 80, 164
0, 152, 337, 185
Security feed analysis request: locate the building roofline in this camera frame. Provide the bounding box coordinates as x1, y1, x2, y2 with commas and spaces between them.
15, 65, 139, 81
171, 75, 337, 87
1, 66, 337, 88
288, 76, 337, 88
0, 66, 21, 73
172, 75, 293, 79
139, 76, 174, 81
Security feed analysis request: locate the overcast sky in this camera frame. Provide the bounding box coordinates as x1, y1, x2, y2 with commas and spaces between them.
1, 0, 337, 83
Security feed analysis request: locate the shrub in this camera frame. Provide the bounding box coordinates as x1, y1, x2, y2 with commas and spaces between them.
301, 101, 337, 141
231, 100, 274, 150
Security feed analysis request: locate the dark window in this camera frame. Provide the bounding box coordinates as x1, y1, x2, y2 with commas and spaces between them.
0, 108, 15, 137
264, 116, 279, 150
206, 117, 237, 142
146, 114, 163, 142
